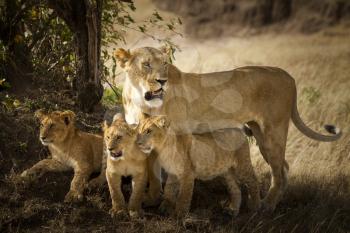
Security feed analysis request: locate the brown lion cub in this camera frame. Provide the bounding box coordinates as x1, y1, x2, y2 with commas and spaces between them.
137, 116, 261, 218
104, 114, 158, 219
20, 110, 103, 202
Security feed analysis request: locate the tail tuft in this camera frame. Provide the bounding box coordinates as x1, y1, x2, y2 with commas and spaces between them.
324, 124, 340, 135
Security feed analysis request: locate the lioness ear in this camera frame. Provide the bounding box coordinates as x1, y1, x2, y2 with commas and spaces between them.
112, 113, 124, 123
34, 109, 46, 121
159, 45, 172, 63
114, 48, 132, 68
60, 110, 76, 126
102, 121, 109, 131
154, 116, 170, 129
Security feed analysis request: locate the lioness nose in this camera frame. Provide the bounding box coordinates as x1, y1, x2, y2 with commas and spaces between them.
156, 79, 167, 86
108, 147, 114, 151
40, 136, 46, 140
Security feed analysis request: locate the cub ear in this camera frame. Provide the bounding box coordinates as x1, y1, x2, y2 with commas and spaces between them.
140, 112, 151, 121
154, 116, 170, 129
34, 109, 46, 120
114, 48, 132, 69
112, 113, 124, 123
60, 110, 76, 126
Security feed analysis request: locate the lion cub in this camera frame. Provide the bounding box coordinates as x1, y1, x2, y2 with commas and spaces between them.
137, 116, 261, 218
104, 114, 159, 219
20, 110, 103, 202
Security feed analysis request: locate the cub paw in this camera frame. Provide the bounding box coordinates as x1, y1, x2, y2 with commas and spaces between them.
64, 190, 83, 203
19, 170, 37, 183
223, 206, 239, 217
87, 177, 105, 191
109, 208, 128, 220
129, 210, 144, 220
159, 200, 174, 216
143, 194, 161, 207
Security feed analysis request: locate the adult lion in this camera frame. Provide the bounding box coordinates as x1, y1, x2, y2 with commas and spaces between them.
115, 47, 341, 211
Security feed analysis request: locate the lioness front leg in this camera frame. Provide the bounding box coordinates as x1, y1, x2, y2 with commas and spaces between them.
65, 168, 91, 202
128, 172, 147, 219
174, 172, 195, 218
21, 159, 69, 181
106, 171, 127, 219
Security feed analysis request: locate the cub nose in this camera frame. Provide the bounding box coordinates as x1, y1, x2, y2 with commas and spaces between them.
156, 79, 167, 86
40, 136, 46, 140
108, 147, 114, 151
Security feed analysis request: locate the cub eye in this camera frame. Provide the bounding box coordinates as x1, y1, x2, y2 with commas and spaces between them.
117, 135, 122, 140
142, 62, 151, 69
49, 124, 55, 129
145, 129, 152, 135
106, 136, 110, 140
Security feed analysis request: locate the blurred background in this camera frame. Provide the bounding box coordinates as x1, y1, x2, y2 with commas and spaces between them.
0, 0, 349, 232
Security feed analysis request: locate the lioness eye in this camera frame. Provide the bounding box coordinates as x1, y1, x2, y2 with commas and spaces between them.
50, 124, 55, 129
146, 129, 152, 135
117, 135, 122, 140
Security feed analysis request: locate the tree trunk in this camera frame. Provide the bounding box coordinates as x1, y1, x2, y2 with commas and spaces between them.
0, 0, 34, 93
47, 0, 103, 112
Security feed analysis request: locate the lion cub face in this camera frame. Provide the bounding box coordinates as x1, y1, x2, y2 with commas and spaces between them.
103, 114, 138, 161
35, 110, 75, 146
136, 116, 170, 154
115, 47, 169, 108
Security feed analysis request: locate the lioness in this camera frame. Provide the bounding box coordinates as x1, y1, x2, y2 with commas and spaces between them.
103, 114, 160, 218
137, 115, 261, 218
20, 110, 103, 202
115, 47, 342, 211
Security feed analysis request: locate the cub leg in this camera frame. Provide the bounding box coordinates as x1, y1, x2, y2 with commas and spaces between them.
128, 171, 148, 219
235, 142, 261, 211
174, 171, 195, 218
106, 171, 127, 218
159, 174, 178, 215
21, 159, 69, 180
65, 167, 92, 202
88, 148, 108, 190
144, 151, 162, 206
223, 170, 242, 217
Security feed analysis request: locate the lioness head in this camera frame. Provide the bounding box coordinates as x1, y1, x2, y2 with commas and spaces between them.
136, 115, 170, 154
103, 113, 138, 161
115, 47, 170, 108
35, 109, 76, 146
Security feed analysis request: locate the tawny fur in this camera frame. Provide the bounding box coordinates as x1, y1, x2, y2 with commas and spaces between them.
137, 116, 261, 217
103, 114, 161, 219
20, 110, 103, 202
116, 47, 341, 211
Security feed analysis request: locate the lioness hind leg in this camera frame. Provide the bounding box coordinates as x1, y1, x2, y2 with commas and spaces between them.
223, 170, 242, 217
257, 122, 289, 212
